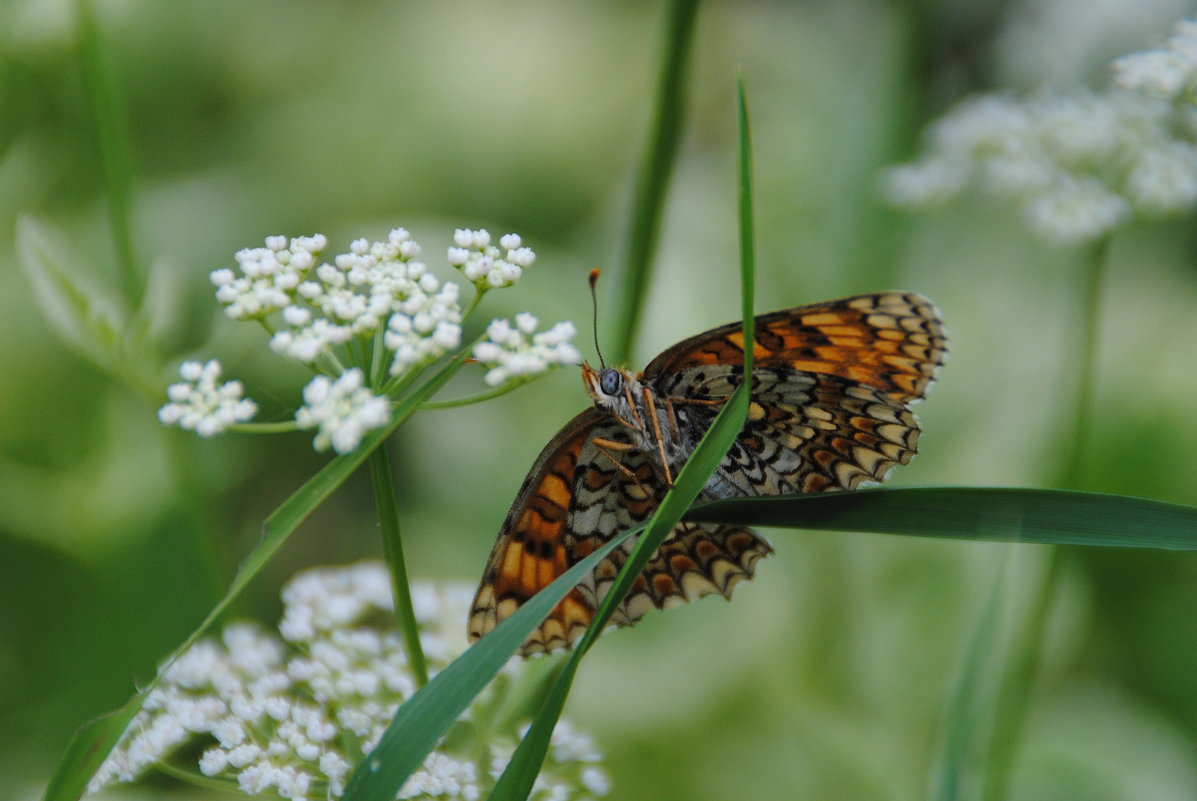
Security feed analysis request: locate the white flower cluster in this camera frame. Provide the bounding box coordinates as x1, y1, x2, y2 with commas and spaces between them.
89, 564, 609, 801
883, 22, 1197, 245
211, 229, 469, 376
1113, 19, 1197, 100
295, 369, 391, 454
448, 229, 536, 290
158, 360, 257, 436
473, 313, 582, 387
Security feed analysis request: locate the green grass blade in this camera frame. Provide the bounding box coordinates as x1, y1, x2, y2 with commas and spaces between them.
686, 487, 1197, 549
735, 69, 756, 355
487, 68, 761, 801
608, 0, 698, 364
41, 356, 467, 801
340, 526, 639, 801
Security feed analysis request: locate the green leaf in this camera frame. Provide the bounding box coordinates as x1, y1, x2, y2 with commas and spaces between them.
42, 356, 469, 801
340, 524, 640, 801
16, 215, 126, 372
39, 695, 144, 801
685, 487, 1197, 549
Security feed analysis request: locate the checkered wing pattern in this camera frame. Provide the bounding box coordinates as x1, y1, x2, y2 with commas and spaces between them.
467, 409, 772, 655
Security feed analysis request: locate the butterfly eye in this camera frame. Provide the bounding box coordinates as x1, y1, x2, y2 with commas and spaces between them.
598, 368, 623, 396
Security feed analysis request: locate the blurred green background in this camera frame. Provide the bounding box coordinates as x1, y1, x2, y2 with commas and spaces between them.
4, 1, 1197, 799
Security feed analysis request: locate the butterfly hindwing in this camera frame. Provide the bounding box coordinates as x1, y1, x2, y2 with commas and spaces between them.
658, 365, 923, 496
469, 409, 774, 655
467, 408, 605, 654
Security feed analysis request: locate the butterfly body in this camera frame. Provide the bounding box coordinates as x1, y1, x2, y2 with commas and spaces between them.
469, 292, 947, 655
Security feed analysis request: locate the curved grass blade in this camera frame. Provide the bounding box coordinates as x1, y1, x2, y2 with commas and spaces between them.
340, 524, 640, 801
487, 68, 761, 801
42, 356, 467, 801
686, 487, 1197, 549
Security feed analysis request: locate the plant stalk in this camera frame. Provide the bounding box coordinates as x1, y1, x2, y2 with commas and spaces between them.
369, 441, 429, 687
607, 0, 699, 365
982, 236, 1111, 801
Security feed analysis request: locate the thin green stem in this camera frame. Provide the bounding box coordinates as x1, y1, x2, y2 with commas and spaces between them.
418, 376, 542, 410
368, 441, 429, 687
982, 237, 1110, 801
233, 420, 301, 434
154, 760, 244, 793
461, 288, 485, 321
75, 0, 140, 309
1057, 235, 1111, 489
607, 0, 699, 365
370, 326, 388, 387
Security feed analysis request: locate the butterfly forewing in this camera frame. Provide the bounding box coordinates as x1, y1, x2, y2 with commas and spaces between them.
644, 292, 947, 403
469, 292, 946, 655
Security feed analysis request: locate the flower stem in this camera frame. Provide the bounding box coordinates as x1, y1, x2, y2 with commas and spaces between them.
232, 420, 301, 434
983, 236, 1111, 800
368, 441, 429, 687
418, 376, 539, 410
1057, 235, 1110, 488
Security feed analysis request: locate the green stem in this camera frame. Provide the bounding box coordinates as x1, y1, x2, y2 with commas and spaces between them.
982, 237, 1110, 801
368, 441, 429, 687
75, 0, 140, 309
418, 376, 542, 410
1057, 235, 1110, 489
607, 0, 699, 365
154, 760, 245, 793
232, 420, 301, 434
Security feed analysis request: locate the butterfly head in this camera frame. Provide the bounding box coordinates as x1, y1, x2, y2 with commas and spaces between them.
581, 362, 649, 428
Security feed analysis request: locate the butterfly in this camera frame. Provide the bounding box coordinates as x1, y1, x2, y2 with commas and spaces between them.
468, 292, 947, 655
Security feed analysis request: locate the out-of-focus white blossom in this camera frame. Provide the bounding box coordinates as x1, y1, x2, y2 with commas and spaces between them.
89, 564, 609, 801
473, 314, 582, 387
883, 21, 1197, 245
1112, 19, 1197, 99
159, 360, 257, 436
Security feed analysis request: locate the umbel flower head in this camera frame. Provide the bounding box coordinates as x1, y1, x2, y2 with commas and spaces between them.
159, 227, 579, 454
882, 19, 1197, 245
89, 563, 610, 801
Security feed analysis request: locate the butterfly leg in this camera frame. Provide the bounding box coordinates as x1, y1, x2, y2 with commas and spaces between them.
591, 437, 668, 495
640, 388, 674, 488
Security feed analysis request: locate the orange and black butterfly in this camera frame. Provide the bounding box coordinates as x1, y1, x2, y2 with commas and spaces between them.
468, 292, 947, 655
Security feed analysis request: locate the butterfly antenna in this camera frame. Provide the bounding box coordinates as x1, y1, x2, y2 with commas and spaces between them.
588, 268, 607, 369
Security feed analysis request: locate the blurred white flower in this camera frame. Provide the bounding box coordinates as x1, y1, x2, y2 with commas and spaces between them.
89, 564, 609, 801
158, 360, 257, 436
473, 314, 582, 387
296, 369, 391, 454
883, 21, 1197, 245
1112, 19, 1197, 99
